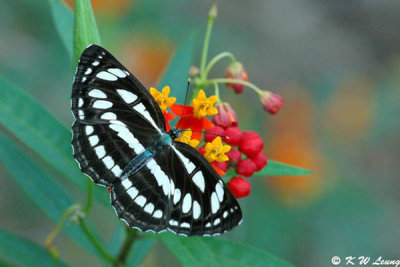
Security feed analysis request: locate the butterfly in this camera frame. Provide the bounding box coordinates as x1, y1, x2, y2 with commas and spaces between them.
71, 44, 242, 236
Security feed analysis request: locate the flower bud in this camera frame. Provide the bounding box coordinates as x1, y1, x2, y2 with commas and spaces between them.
209, 3, 218, 19
242, 131, 259, 139
227, 177, 251, 198
224, 126, 243, 146
226, 148, 242, 169
212, 103, 238, 128
250, 152, 267, 171
236, 158, 257, 177
239, 135, 264, 157
225, 62, 248, 94
204, 126, 225, 142
213, 161, 227, 173
189, 66, 199, 77
259, 91, 283, 114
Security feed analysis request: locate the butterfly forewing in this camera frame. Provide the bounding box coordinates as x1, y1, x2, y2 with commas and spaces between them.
72, 44, 243, 236
71, 45, 166, 186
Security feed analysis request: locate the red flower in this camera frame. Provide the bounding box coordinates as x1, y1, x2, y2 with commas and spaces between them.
239, 134, 264, 157
242, 131, 259, 139
236, 158, 257, 177
226, 148, 242, 169
171, 104, 214, 140
227, 177, 251, 198
250, 151, 268, 171
163, 110, 175, 132
224, 126, 243, 146
212, 161, 228, 173
204, 126, 225, 142
259, 91, 284, 114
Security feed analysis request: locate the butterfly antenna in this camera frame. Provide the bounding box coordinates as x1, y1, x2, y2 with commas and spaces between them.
177, 78, 191, 129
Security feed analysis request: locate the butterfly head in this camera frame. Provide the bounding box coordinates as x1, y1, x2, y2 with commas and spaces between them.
168, 128, 180, 139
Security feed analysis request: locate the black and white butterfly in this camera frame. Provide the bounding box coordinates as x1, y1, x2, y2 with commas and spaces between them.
71, 44, 242, 236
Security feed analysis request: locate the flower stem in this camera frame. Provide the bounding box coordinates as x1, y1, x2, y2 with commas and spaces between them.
83, 178, 93, 215
214, 82, 221, 104
199, 7, 217, 77
79, 219, 115, 263
206, 78, 264, 95
115, 228, 138, 266
45, 204, 80, 251
203, 52, 236, 80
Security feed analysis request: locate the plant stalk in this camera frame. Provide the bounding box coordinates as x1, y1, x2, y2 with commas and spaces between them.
203, 51, 236, 80
79, 219, 116, 263
206, 78, 264, 95
114, 228, 138, 266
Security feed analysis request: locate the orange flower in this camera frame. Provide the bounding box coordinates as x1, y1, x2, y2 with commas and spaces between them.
198, 137, 231, 175
150, 86, 176, 131
174, 129, 199, 148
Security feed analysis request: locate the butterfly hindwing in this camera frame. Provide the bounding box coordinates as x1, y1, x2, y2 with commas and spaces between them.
71, 45, 165, 186
110, 141, 242, 236
168, 142, 242, 236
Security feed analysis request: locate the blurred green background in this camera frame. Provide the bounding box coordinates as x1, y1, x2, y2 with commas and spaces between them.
1, 0, 399, 266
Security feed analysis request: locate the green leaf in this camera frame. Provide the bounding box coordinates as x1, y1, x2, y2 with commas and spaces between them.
158, 34, 198, 103
47, 0, 73, 57
226, 160, 312, 177
73, 0, 101, 68
0, 228, 68, 267
255, 160, 312, 176
0, 132, 103, 257
126, 238, 156, 267
158, 233, 293, 267
0, 78, 108, 205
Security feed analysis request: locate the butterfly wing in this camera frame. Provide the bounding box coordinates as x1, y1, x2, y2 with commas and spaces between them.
111, 141, 242, 236
167, 142, 243, 236
71, 44, 165, 186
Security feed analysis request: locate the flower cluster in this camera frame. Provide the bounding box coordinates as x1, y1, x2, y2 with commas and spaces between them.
147, 4, 283, 200
150, 86, 268, 199
204, 103, 268, 198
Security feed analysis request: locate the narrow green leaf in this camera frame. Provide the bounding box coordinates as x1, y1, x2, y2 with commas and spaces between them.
158, 233, 293, 267
255, 160, 312, 176
73, 0, 101, 67
226, 160, 311, 177
0, 132, 103, 257
126, 238, 156, 267
0, 228, 68, 267
47, 0, 73, 57
158, 34, 198, 103
0, 78, 108, 205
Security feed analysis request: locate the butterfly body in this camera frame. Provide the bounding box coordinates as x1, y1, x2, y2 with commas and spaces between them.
71, 44, 242, 236
120, 130, 177, 178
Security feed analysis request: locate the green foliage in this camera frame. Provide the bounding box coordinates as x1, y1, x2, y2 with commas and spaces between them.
47, 0, 73, 57
0, 132, 103, 258
158, 33, 198, 103
126, 238, 157, 266
73, 0, 101, 67
0, 228, 68, 267
0, 77, 108, 205
158, 233, 293, 267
